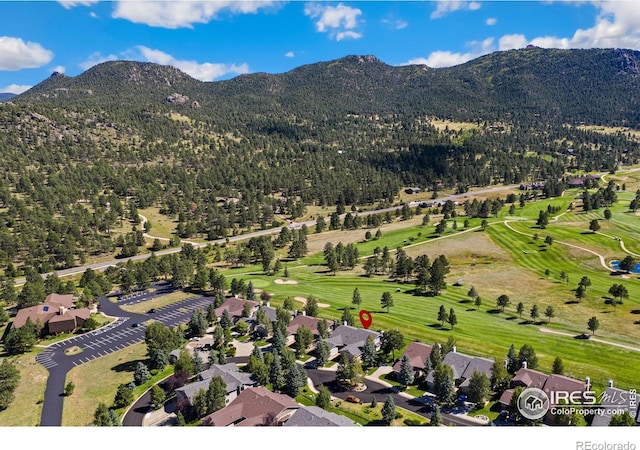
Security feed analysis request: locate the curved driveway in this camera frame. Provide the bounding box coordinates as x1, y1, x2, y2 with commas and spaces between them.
38, 285, 217, 426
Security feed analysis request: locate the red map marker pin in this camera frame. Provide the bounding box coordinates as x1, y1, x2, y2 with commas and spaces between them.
359, 310, 372, 329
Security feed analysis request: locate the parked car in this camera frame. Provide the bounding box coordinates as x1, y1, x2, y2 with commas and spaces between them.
131, 322, 141, 328
346, 395, 362, 404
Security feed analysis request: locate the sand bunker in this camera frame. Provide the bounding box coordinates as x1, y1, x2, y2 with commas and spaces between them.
274, 279, 298, 285
294, 296, 330, 308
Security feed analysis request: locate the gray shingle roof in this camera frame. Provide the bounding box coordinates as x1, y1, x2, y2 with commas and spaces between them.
284, 406, 357, 427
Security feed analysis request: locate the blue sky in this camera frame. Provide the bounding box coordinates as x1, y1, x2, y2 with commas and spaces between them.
1, 1, 639, 94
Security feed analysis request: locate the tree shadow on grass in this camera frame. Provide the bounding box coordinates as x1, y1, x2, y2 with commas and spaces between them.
519, 320, 534, 325
631, 310, 640, 315
565, 300, 580, 305
111, 358, 147, 373
486, 309, 502, 314
505, 316, 517, 321
459, 299, 472, 304
466, 308, 476, 312
427, 323, 443, 329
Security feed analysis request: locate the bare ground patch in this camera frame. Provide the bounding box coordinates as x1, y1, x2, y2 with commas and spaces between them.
403, 230, 511, 265
306, 215, 426, 255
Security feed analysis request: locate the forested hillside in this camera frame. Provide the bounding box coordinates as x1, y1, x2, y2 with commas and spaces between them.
0, 47, 639, 276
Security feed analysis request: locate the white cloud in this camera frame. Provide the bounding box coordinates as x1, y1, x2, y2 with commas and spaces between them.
404, 51, 477, 68
137, 46, 249, 81
431, 1, 482, 19
79, 52, 118, 71
90, 11, 98, 19
486, 17, 497, 26
522, 1, 640, 50
304, 3, 363, 41
498, 34, 528, 51
1, 84, 32, 94
58, 0, 99, 9
52, 65, 66, 74
336, 31, 362, 41
0, 36, 54, 71
112, 1, 277, 29
382, 18, 408, 30
285, 51, 295, 58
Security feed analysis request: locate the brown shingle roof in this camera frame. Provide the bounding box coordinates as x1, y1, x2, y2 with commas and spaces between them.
214, 297, 260, 319
392, 342, 433, 372
202, 386, 299, 427
45, 293, 74, 308
286, 315, 321, 336
13, 305, 55, 328
512, 368, 549, 389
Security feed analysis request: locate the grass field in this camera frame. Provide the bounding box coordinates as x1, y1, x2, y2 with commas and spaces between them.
61, 342, 149, 426
0, 353, 48, 426
139, 206, 178, 240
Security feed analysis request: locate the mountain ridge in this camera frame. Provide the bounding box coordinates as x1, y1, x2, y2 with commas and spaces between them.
13, 47, 640, 128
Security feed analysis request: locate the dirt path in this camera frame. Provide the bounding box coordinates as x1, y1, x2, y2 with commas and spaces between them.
139, 214, 197, 245
539, 327, 640, 352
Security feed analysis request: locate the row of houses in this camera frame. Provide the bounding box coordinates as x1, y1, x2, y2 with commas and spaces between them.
173, 296, 382, 426
391, 342, 494, 396
392, 341, 638, 426
216, 296, 382, 360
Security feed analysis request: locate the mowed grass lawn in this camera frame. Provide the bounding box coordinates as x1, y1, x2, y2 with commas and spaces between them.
62, 342, 149, 426
0, 352, 48, 426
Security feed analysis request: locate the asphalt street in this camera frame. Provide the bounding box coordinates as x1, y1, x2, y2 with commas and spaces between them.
37, 283, 218, 426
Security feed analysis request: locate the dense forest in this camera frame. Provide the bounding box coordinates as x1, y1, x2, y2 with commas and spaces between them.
1, 47, 640, 276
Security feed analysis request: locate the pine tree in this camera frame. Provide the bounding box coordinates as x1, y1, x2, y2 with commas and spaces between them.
381, 395, 397, 425
398, 355, 414, 387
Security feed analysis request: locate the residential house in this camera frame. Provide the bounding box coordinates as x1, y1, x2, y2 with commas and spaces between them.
592, 381, 640, 426
392, 342, 433, 379
202, 386, 299, 426
424, 347, 493, 392
568, 174, 601, 189
324, 325, 380, 359
499, 365, 589, 410
283, 406, 357, 427
175, 363, 258, 408
12, 293, 91, 335
214, 297, 260, 323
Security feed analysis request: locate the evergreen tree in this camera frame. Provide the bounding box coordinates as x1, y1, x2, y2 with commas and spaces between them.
552, 357, 564, 375
380, 291, 394, 313
316, 385, 331, 410
398, 355, 414, 387
315, 340, 330, 368
467, 371, 490, 404
361, 336, 378, 370
430, 404, 442, 426
352, 287, 362, 307
133, 362, 151, 385
381, 395, 397, 426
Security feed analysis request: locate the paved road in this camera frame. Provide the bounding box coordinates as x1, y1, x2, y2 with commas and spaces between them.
38, 283, 218, 426
16, 184, 521, 286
